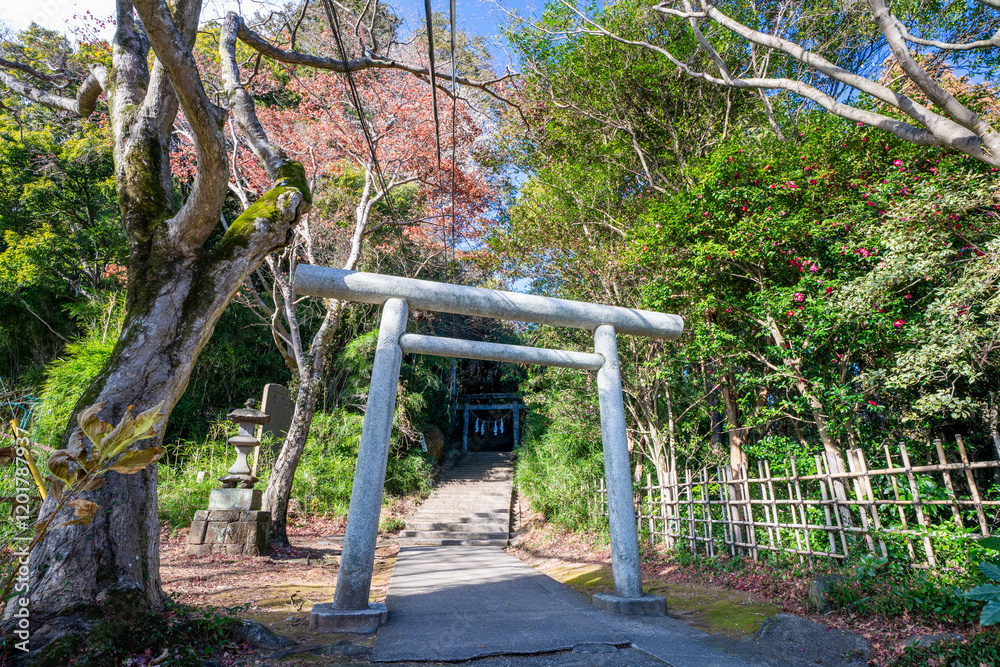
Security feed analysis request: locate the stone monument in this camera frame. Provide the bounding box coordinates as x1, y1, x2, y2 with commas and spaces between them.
260, 383, 293, 447
186, 399, 272, 556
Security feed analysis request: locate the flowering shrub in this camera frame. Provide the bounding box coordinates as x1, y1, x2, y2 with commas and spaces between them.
629, 113, 999, 446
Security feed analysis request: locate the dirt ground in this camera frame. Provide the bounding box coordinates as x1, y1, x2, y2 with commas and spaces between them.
507, 500, 977, 666
158, 497, 782, 665
158, 496, 974, 666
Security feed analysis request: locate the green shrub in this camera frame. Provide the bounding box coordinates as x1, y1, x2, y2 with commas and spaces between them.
158, 408, 433, 527
514, 394, 605, 531
20, 598, 244, 667
158, 466, 222, 531
961, 537, 1000, 626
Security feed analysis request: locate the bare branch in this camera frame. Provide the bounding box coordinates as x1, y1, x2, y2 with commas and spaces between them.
893, 19, 1000, 51
0, 55, 70, 84
0, 66, 106, 116
220, 11, 290, 179
561, 1, 999, 165
289, 0, 311, 51
18, 298, 69, 342
228, 13, 520, 110
868, 0, 1000, 150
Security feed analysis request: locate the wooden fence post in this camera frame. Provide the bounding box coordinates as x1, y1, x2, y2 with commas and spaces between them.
721, 466, 735, 556
759, 460, 777, 555
853, 448, 887, 558
821, 451, 850, 557
646, 472, 655, 543
933, 438, 964, 529
846, 449, 877, 554
791, 457, 814, 567
899, 443, 937, 568
764, 460, 788, 558
816, 455, 838, 556
659, 469, 671, 547
883, 445, 916, 562
955, 435, 990, 537
686, 468, 695, 553
701, 467, 714, 557
785, 461, 805, 561
741, 464, 759, 561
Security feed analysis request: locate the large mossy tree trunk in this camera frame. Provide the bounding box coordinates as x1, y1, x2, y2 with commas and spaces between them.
2, 0, 500, 644
28, 237, 302, 642
13, 0, 309, 645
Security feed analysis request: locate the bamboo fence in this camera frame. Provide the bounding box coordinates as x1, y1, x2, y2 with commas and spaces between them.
590, 436, 1000, 568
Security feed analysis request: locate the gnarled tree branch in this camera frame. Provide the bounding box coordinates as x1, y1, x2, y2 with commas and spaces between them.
133, 0, 229, 251
220, 11, 291, 179
0, 65, 106, 117
228, 12, 520, 112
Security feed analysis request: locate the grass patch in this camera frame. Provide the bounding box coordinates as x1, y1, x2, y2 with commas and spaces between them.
541, 561, 778, 639
157, 409, 434, 531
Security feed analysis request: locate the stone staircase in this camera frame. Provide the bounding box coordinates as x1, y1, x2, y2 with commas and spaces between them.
395, 452, 514, 547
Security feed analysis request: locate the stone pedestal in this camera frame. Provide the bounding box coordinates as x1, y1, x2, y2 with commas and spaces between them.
592, 592, 666, 616
185, 509, 270, 556
310, 602, 388, 633
209, 487, 262, 511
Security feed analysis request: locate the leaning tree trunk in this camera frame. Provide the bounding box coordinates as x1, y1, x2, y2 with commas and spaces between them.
764, 316, 855, 528
263, 300, 344, 545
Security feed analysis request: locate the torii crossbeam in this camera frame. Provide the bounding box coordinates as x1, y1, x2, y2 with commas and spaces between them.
292, 265, 684, 631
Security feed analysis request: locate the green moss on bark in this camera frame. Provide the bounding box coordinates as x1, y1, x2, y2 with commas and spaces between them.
211, 160, 310, 263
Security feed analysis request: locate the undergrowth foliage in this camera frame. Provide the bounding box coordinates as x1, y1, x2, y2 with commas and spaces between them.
158, 408, 432, 530
7, 598, 248, 666
513, 369, 604, 530
826, 553, 982, 626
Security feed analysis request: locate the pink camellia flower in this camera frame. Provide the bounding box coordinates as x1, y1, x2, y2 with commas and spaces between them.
825, 286, 833, 294
793, 293, 805, 302
893, 320, 904, 328
869, 400, 877, 406
893, 159, 902, 166
787, 310, 795, 316
809, 179, 817, 185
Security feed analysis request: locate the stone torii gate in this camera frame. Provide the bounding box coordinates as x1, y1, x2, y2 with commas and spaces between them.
292, 265, 684, 632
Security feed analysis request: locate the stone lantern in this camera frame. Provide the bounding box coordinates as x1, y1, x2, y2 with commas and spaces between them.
185, 398, 272, 557
220, 398, 270, 490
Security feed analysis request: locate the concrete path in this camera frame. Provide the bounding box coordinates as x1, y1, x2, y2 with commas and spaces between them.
396, 452, 513, 546
371, 546, 752, 666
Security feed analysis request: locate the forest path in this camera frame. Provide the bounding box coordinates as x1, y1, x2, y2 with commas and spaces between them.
395, 451, 514, 546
